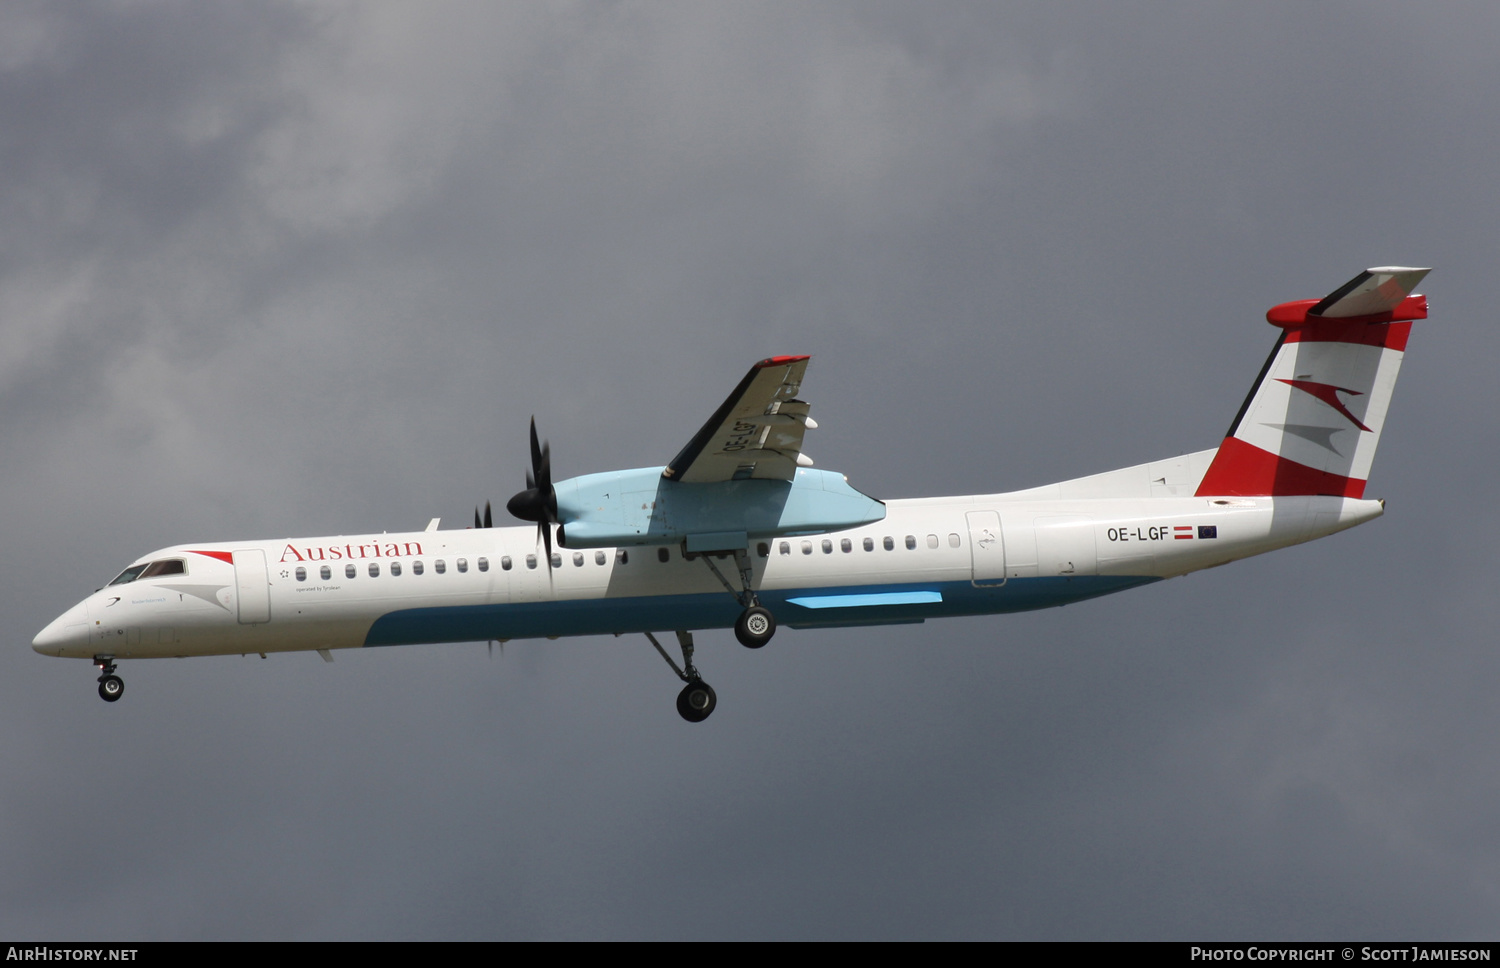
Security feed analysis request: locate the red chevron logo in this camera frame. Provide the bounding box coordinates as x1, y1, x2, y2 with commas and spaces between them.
1277, 379, 1371, 432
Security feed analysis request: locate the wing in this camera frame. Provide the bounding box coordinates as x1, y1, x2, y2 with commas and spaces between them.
663, 355, 816, 483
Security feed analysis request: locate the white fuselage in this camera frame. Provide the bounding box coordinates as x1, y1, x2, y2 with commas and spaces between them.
33, 452, 1382, 662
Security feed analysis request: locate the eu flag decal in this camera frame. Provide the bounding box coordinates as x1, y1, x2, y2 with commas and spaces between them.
1198, 525, 1218, 539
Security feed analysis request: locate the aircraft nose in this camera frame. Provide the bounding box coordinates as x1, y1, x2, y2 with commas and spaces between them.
33, 601, 90, 657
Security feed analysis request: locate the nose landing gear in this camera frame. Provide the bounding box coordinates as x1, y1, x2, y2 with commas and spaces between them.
94, 656, 124, 703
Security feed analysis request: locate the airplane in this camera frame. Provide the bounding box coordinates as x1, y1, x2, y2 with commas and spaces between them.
32, 267, 1430, 722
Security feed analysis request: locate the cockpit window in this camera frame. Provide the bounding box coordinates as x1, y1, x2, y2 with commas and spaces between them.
107, 564, 149, 586
139, 559, 186, 579
108, 558, 188, 586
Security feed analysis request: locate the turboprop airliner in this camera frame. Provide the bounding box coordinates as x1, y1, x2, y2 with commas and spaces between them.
33, 267, 1430, 722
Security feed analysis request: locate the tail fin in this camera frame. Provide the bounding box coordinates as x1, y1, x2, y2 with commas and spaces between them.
1196, 267, 1430, 498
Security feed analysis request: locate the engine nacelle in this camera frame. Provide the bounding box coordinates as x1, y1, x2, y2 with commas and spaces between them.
552, 466, 886, 550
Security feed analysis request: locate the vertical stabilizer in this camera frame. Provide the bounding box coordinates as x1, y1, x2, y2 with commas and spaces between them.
1196, 267, 1430, 498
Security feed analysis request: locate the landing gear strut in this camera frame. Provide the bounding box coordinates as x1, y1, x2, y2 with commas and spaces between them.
695, 547, 778, 650
645, 630, 717, 723
94, 656, 123, 703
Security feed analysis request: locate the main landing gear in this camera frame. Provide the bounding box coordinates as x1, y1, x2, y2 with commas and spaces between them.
692, 547, 777, 649
644, 544, 781, 722
94, 656, 123, 703
734, 605, 776, 649
645, 630, 718, 723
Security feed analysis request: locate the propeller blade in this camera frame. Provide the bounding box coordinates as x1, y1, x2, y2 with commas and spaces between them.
473, 506, 481, 529
484, 501, 493, 529
508, 416, 559, 536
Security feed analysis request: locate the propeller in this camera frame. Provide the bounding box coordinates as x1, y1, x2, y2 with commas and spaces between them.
472, 501, 494, 529
506, 417, 558, 574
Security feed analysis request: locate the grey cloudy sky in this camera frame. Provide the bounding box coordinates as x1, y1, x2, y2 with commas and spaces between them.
2, 1, 1497, 940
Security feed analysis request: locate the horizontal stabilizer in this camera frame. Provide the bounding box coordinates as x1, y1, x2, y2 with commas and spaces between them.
1311, 267, 1430, 318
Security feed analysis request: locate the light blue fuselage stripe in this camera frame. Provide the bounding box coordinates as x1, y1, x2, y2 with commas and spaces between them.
788, 590, 944, 609
362, 575, 1159, 646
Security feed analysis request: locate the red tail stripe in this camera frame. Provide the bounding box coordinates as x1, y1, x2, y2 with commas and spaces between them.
1195, 436, 1365, 498
1283, 319, 1411, 351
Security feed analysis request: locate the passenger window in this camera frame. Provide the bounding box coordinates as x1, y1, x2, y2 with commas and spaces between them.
551, 553, 562, 569
883, 536, 894, 551
501, 556, 512, 571
616, 549, 629, 565
948, 533, 961, 548
573, 552, 584, 567
801, 540, 813, 555
346, 564, 357, 579
822, 539, 833, 554
478, 557, 489, 572
435, 559, 446, 574
905, 535, 917, 550
295, 566, 306, 581
658, 548, 670, 563
840, 538, 851, 553
320, 565, 331, 580
390, 561, 402, 576
526, 554, 537, 570
863, 537, 874, 552
595, 551, 607, 566
369, 562, 380, 577
757, 542, 769, 558
413, 560, 424, 576
927, 534, 939, 549
457, 558, 468, 573
779, 542, 790, 556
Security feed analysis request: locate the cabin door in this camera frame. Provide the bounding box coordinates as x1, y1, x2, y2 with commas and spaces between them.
233, 549, 272, 624
965, 510, 1007, 586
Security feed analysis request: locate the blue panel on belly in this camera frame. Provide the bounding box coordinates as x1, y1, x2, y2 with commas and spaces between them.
788, 590, 944, 609
362, 575, 1160, 647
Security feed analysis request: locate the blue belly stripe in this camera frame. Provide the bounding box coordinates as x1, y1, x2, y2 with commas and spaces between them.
361, 575, 1159, 647
787, 590, 944, 609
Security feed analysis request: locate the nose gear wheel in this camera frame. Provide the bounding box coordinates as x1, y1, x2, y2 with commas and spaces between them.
93, 656, 123, 703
